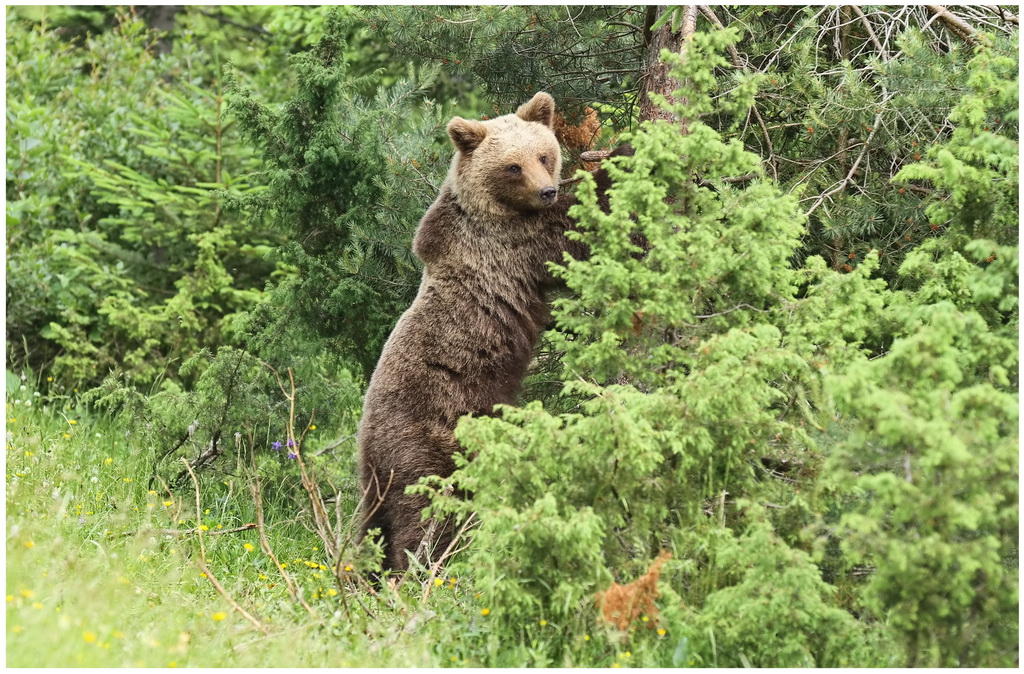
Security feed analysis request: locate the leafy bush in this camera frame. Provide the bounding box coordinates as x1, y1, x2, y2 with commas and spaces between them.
227, 9, 448, 380
827, 42, 1019, 667
6, 13, 279, 387
420, 28, 1017, 667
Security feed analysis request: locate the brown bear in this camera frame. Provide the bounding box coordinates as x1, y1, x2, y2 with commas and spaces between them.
357, 92, 611, 573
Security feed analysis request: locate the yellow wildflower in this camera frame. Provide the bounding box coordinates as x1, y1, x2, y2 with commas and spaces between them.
211, 612, 227, 622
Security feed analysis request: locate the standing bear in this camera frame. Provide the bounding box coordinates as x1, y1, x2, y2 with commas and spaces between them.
357, 92, 610, 572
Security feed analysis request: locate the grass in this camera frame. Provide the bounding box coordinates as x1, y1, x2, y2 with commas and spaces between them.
3, 374, 487, 667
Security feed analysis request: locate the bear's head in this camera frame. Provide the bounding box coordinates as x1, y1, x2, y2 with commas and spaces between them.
445, 92, 563, 219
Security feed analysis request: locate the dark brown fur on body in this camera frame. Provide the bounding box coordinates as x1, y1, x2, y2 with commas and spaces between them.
358, 92, 611, 572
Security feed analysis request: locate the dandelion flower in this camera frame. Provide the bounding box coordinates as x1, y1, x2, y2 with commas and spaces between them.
243, 543, 254, 552
211, 612, 227, 622
104, 458, 113, 465
69, 420, 77, 425
657, 628, 667, 637
480, 608, 490, 617
83, 631, 97, 643
163, 500, 173, 507
434, 578, 443, 587
24, 540, 34, 549
539, 619, 548, 627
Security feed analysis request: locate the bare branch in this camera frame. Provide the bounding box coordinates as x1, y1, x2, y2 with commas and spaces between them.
925, 5, 981, 44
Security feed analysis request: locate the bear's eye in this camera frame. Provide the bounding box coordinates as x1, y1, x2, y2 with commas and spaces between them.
507, 164, 521, 174
539, 155, 549, 166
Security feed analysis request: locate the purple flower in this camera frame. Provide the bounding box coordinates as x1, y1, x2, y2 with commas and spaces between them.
286, 438, 296, 447
271, 441, 283, 451
287, 451, 298, 460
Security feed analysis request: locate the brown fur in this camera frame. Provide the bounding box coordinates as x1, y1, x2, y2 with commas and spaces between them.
357, 92, 608, 572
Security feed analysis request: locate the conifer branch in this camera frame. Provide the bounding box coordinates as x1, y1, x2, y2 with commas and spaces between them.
698, 5, 776, 177
803, 93, 893, 219
850, 5, 887, 60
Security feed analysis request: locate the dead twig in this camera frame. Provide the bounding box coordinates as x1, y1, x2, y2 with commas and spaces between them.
181, 457, 268, 634
804, 93, 894, 219
412, 484, 455, 569
925, 5, 981, 44
249, 463, 319, 620
111, 523, 256, 538
421, 512, 478, 602
199, 560, 269, 634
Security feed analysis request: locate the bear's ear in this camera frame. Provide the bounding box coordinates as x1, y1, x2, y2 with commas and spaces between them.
447, 117, 488, 154
516, 92, 555, 128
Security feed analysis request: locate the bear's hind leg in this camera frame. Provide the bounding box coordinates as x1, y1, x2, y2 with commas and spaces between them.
384, 493, 455, 573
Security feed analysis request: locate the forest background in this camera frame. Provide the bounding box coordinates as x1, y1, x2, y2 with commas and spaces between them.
5, 5, 1018, 668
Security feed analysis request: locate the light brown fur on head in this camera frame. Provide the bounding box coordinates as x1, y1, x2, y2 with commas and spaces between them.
445, 92, 563, 219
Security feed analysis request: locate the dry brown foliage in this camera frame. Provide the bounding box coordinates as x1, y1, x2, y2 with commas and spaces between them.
553, 107, 601, 153
596, 550, 672, 630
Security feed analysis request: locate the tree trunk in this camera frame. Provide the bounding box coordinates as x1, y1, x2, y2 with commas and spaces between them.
140, 5, 182, 56
637, 5, 697, 128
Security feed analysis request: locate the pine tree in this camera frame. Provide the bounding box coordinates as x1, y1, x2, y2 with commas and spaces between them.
227, 10, 448, 380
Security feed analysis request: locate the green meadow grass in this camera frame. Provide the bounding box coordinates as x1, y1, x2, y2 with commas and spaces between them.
3, 378, 468, 667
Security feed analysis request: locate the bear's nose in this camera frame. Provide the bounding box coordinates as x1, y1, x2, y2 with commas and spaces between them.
540, 186, 557, 202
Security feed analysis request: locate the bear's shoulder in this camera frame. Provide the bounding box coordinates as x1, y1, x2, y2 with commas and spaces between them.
413, 187, 466, 264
